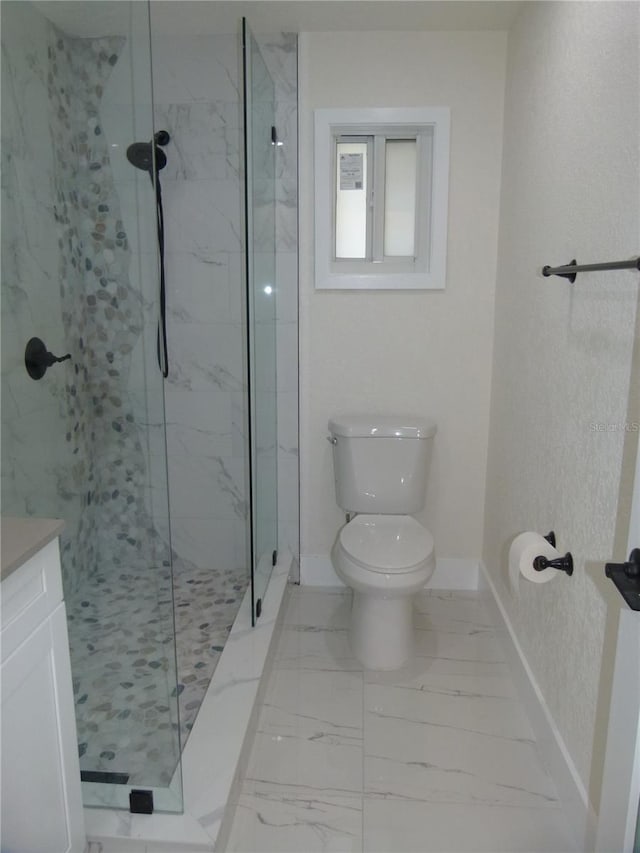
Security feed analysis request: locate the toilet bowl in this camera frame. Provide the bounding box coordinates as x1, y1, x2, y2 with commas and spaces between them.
328, 414, 437, 670
332, 514, 435, 670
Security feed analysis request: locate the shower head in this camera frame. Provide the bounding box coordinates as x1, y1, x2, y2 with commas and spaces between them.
126, 142, 166, 173
126, 130, 170, 174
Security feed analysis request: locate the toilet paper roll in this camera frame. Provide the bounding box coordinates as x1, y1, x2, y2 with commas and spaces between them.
508, 531, 561, 597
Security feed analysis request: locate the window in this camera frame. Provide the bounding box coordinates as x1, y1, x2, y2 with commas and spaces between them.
314, 108, 450, 290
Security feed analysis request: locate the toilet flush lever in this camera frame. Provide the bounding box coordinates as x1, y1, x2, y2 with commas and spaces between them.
327, 436, 337, 445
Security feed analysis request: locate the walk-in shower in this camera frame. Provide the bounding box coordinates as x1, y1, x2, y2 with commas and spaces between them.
1, 0, 297, 820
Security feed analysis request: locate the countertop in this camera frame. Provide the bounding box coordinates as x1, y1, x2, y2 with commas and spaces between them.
1, 517, 65, 581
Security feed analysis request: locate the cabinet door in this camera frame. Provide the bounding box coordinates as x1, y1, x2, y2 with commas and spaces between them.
1, 603, 85, 853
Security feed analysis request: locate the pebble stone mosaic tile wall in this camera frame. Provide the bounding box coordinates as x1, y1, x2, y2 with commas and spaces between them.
47, 26, 165, 597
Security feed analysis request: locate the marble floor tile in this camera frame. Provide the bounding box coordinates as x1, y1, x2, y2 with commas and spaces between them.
260, 668, 363, 747
413, 623, 507, 667
364, 712, 557, 808
245, 727, 363, 795
365, 673, 535, 744
227, 783, 363, 852
228, 588, 576, 853
413, 606, 496, 636
365, 659, 516, 692
363, 799, 576, 852
283, 586, 352, 630
368, 652, 512, 682
272, 624, 361, 673
245, 621, 364, 794
414, 589, 494, 618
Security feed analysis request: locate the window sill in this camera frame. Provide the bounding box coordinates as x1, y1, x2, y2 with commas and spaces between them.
315, 271, 445, 291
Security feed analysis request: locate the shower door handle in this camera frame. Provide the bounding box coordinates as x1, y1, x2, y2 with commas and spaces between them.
24, 337, 71, 380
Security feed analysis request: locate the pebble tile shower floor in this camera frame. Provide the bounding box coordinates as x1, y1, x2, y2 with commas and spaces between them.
226, 586, 578, 853
67, 558, 247, 786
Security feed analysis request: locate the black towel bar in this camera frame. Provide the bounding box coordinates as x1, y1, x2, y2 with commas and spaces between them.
542, 257, 640, 283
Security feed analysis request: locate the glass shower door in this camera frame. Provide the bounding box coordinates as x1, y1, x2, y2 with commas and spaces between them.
0, 0, 182, 813
243, 20, 278, 623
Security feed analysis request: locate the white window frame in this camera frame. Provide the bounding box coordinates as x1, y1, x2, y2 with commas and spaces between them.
314, 107, 450, 290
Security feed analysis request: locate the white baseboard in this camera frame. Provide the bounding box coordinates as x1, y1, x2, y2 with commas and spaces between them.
479, 562, 595, 851
301, 554, 479, 590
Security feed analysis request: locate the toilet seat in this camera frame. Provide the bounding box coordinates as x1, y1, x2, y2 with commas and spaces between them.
338, 514, 434, 574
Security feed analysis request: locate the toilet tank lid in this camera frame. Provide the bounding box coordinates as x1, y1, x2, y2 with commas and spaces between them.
328, 415, 437, 439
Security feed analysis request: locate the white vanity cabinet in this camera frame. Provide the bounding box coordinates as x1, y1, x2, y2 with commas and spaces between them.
1, 522, 86, 853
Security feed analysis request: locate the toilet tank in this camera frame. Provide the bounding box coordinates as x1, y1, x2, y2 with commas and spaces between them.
328, 415, 437, 514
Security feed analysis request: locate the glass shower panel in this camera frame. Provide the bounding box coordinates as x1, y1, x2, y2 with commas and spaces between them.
243, 20, 278, 623
0, 0, 182, 812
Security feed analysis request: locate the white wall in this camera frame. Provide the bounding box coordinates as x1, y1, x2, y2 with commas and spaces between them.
299, 30, 507, 582
483, 0, 639, 805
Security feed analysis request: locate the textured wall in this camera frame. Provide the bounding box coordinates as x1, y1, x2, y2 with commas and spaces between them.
299, 31, 507, 577
483, 1, 639, 799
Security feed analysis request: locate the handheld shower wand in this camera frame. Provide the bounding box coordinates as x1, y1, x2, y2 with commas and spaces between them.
126, 130, 170, 378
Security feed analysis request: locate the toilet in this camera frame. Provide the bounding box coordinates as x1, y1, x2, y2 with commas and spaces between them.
328, 414, 437, 670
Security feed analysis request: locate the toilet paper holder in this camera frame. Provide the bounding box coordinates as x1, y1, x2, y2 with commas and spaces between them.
534, 531, 574, 576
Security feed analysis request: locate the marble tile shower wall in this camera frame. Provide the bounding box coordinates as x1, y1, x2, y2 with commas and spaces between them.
151, 33, 247, 574
47, 27, 170, 589
1, 4, 72, 547
1, 2, 168, 599
150, 31, 299, 574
